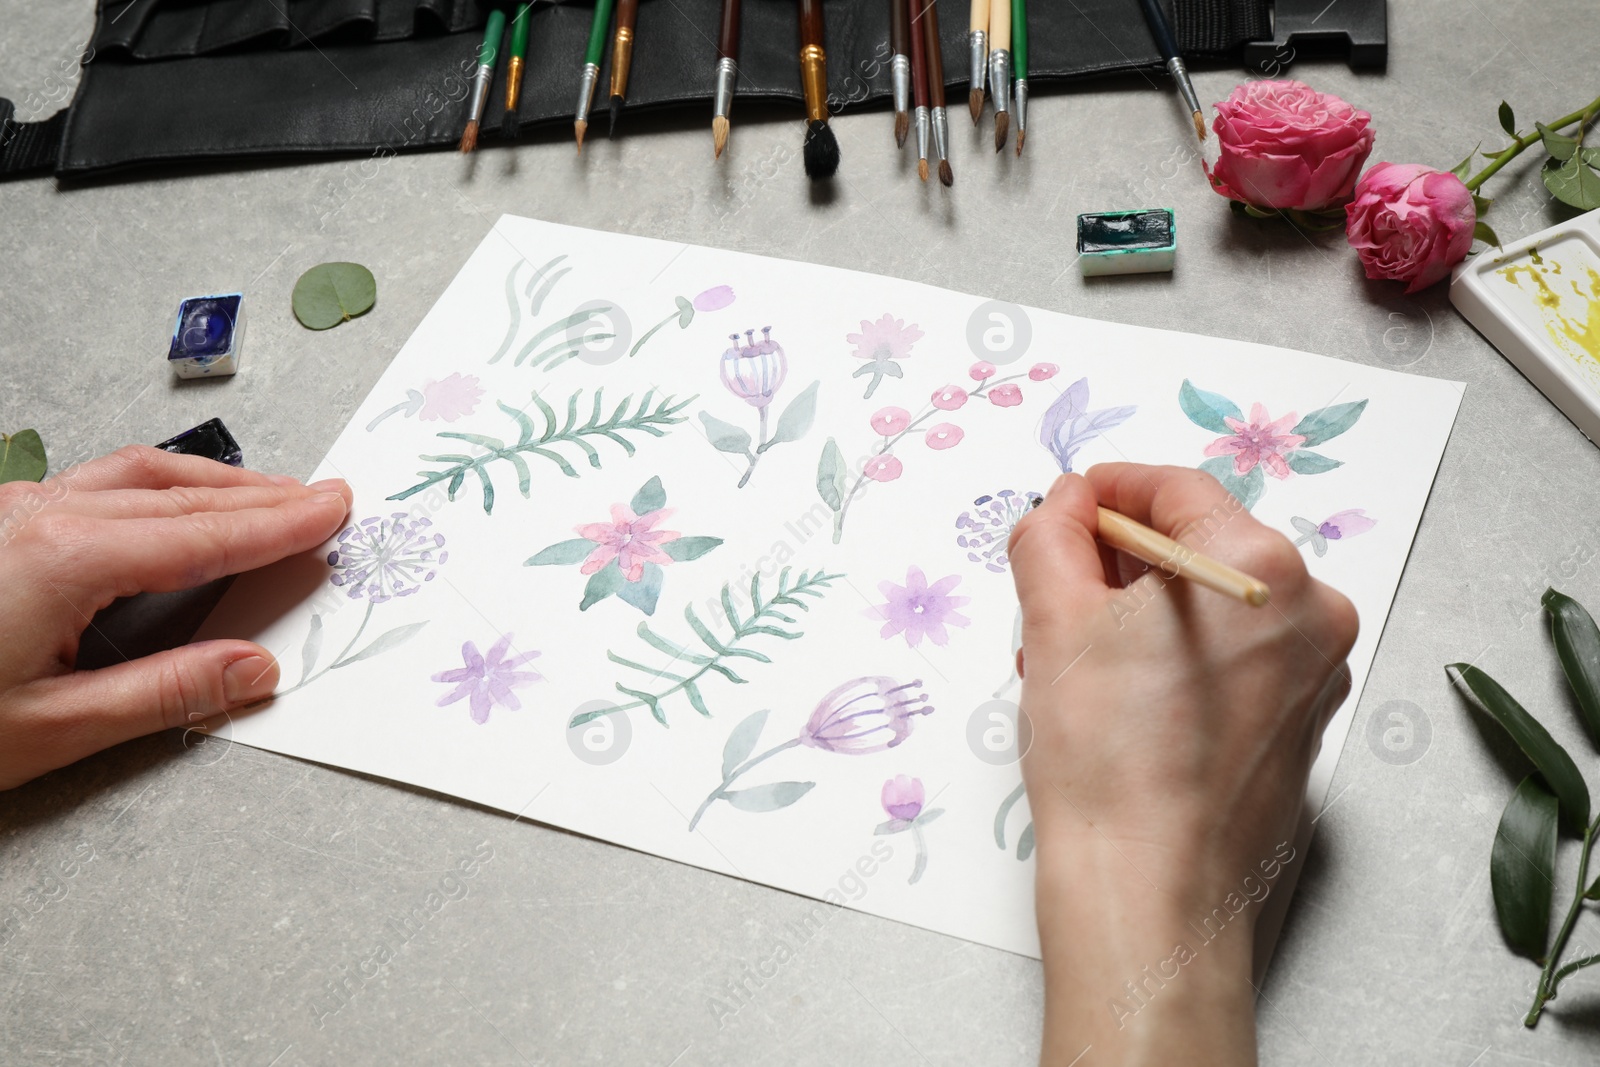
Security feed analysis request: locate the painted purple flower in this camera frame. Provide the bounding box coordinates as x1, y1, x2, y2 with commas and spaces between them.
867, 567, 972, 648
720, 327, 788, 408
1039, 377, 1137, 473
1291, 509, 1377, 556
881, 775, 925, 820
956, 490, 1038, 572
847, 313, 925, 399
417, 373, 484, 423
800, 676, 934, 754
693, 285, 736, 312
432, 632, 543, 725
327, 515, 448, 603
1203, 403, 1306, 479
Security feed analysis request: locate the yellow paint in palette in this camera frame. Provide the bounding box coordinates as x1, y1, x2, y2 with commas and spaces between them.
1496, 245, 1600, 362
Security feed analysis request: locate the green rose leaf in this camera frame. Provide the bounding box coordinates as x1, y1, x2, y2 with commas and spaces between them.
526, 538, 596, 566
1178, 380, 1242, 433
1499, 101, 1516, 137
817, 438, 847, 512
1471, 194, 1493, 216
1199, 456, 1264, 511
722, 781, 816, 813
1537, 122, 1579, 162
761, 380, 821, 452
580, 563, 626, 611
0, 429, 47, 483
721, 708, 770, 778
663, 536, 723, 562
1542, 153, 1600, 212
1285, 450, 1342, 475
1450, 145, 1480, 181
1293, 400, 1368, 446
1447, 662, 1590, 833
699, 412, 753, 456
630, 475, 667, 515
293, 262, 377, 330
1473, 222, 1503, 249
1542, 588, 1600, 747
1491, 775, 1558, 961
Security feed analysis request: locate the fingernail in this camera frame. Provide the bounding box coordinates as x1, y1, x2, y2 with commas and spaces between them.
223, 656, 278, 705
310, 492, 346, 507
309, 478, 349, 494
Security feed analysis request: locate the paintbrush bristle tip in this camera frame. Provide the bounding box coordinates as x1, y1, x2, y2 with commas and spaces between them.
938, 159, 953, 187
968, 90, 983, 124
803, 119, 840, 180
712, 116, 729, 159
1192, 110, 1207, 141
458, 120, 479, 154
503, 112, 521, 142
894, 111, 910, 148
609, 96, 624, 138
574, 120, 587, 152
1016, 128, 1025, 156
918, 159, 929, 182
994, 111, 1009, 152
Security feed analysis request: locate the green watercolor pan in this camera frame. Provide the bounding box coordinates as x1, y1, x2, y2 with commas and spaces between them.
1076, 209, 1176, 277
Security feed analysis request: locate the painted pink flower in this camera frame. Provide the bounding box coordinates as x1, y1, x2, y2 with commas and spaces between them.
867, 566, 972, 648
432, 633, 543, 725
848, 313, 925, 399
1029, 363, 1059, 381
925, 423, 964, 450
969, 361, 997, 381
799, 676, 933, 754
693, 285, 736, 312
864, 455, 904, 482
881, 775, 925, 820
575, 504, 681, 582
931, 385, 968, 410
417, 373, 484, 422
989, 384, 1024, 408
1202, 403, 1306, 479
871, 406, 912, 435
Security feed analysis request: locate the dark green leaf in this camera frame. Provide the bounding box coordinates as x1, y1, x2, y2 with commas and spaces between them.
1285, 450, 1342, 475
1293, 400, 1368, 446
1537, 122, 1579, 162
1491, 775, 1558, 961
1198, 456, 1264, 511
721, 709, 770, 778
1450, 145, 1480, 181
292, 262, 376, 330
761, 380, 821, 452
525, 538, 595, 566
616, 563, 664, 615
1447, 662, 1591, 832
0, 429, 47, 483
1499, 101, 1516, 137
580, 564, 626, 610
817, 438, 847, 512
630, 475, 667, 515
1543, 588, 1600, 747
1473, 222, 1503, 249
722, 781, 815, 813
1587, 873, 1600, 901
1584, 146, 1600, 168
662, 536, 722, 562
1542, 153, 1600, 211
699, 412, 752, 456
1178, 379, 1242, 433
1472, 194, 1493, 216
334, 621, 426, 667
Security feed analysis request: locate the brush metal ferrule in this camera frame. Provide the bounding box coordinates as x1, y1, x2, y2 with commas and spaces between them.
466, 63, 494, 124
609, 27, 635, 100
968, 31, 987, 96
988, 49, 1011, 114
932, 106, 950, 163
505, 56, 524, 112
800, 44, 829, 122
1014, 77, 1028, 135
914, 105, 930, 163
891, 54, 911, 117
1166, 56, 1202, 119
574, 62, 600, 123
714, 57, 739, 121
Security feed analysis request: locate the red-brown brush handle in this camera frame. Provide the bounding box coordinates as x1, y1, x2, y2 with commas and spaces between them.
890, 0, 910, 58
908, 0, 929, 108
718, 0, 741, 60
920, 0, 945, 108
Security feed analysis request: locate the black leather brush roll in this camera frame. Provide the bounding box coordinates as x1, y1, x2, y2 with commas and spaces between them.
2, 0, 1269, 180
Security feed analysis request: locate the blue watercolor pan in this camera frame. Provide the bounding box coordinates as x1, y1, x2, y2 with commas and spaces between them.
155, 417, 243, 466
168, 293, 245, 378
1077, 209, 1177, 277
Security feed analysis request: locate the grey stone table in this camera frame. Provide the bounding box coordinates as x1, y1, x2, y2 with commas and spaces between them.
4, 3, 1600, 1064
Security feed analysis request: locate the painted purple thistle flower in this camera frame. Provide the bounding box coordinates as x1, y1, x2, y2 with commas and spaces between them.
881, 775, 925, 820
327, 514, 448, 603
799, 676, 933, 754
1291, 509, 1377, 556
719, 327, 788, 408
866, 566, 972, 648
955, 490, 1038, 573
432, 632, 543, 725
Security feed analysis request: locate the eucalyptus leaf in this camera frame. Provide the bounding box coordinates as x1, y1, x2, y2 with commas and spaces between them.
721, 709, 770, 778
1474, 222, 1504, 249
663, 536, 723, 562
580, 563, 626, 610
1542, 153, 1600, 212
292, 262, 377, 330
1499, 101, 1516, 137
817, 438, 847, 512
526, 538, 596, 566
0, 429, 47, 483
1447, 662, 1591, 833
1542, 588, 1600, 747
723, 781, 815, 813
334, 621, 426, 667
1491, 775, 1559, 961
762, 381, 821, 452
1178, 379, 1242, 433
630, 475, 667, 515
699, 412, 753, 456
1537, 122, 1579, 162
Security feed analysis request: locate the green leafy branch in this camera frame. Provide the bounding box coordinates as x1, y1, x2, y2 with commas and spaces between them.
388, 389, 695, 514
573, 567, 844, 728
1453, 93, 1600, 247
1448, 587, 1600, 1027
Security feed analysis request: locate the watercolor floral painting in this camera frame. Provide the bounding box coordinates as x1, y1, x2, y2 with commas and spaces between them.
631, 285, 737, 359
955, 490, 1040, 573
1290, 509, 1377, 556
1180, 380, 1367, 509
525, 476, 722, 615
490, 255, 621, 372
993, 783, 1036, 861
1038, 377, 1137, 472
847, 313, 925, 399
366, 373, 485, 432
688, 677, 935, 830
868, 567, 972, 648
432, 632, 543, 724
873, 775, 945, 884
699, 326, 821, 487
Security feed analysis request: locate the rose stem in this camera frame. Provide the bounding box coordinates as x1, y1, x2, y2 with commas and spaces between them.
1466, 93, 1600, 193
736, 405, 769, 489
687, 737, 804, 831
1525, 811, 1600, 1026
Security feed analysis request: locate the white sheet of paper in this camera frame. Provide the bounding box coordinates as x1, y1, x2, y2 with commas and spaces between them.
197, 215, 1462, 961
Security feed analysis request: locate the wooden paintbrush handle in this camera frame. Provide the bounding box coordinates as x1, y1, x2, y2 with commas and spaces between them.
719, 0, 741, 60
1095, 507, 1271, 607
908, 0, 928, 107
920, 0, 946, 107
891, 0, 910, 57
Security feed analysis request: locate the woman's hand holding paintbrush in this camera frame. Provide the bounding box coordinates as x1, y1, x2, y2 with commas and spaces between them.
1009, 464, 1358, 1064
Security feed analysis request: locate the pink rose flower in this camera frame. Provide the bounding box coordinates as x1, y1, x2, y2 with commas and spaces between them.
871, 406, 912, 435
1028, 363, 1058, 381
925, 423, 964, 450
988, 384, 1023, 408
1206, 80, 1374, 211
864, 455, 904, 482
1202, 403, 1305, 479
931, 385, 968, 410
969, 361, 997, 381
1344, 162, 1476, 294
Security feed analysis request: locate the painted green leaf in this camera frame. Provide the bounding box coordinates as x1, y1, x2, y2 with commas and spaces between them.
1542, 153, 1600, 212
1543, 588, 1600, 747
700, 412, 753, 455
580, 563, 626, 610
0, 429, 47, 483
663, 536, 722, 561
1293, 400, 1368, 446
300, 614, 324, 680
1537, 122, 1579, 162
1499, 101, 1516, 137
292, 262, 376, 330
762, 380, 821, 452
1447, 662, 1590, 833
616, 563, 664, 615
1491, 775, 1558, 961
526, 538, 595, 566
334, 622, 427, 667
1199, 456, 1264, 511
631, 475, 667, 515
1286, 450, 1342, 475
721, 708, 770, 778
1017, 823, 1036, 861
722, 781, 815, 813
1178, 380, 1242, 433
817, 438, 847, 511
675, 295, 695, 328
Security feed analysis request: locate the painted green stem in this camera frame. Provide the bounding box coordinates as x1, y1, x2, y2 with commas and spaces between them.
1466, 94, 1600, 193
736, 405, 769, 489
278, 601, 375, 697
1525, 813, 1600, 1026
629, 311, 679, 359
687, 737, 803, 831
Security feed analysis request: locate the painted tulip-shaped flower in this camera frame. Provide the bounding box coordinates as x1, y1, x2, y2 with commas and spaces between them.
874, 775, 945, 884
701, 325, 819, 489
800, 676, 935, 754
720, 327, 789, 408
1291, 509, 1377, 556
631, 285, 737, 358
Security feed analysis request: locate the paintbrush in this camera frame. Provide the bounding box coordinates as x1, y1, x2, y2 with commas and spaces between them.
1136, 0, 1205, 141
909, 0, 930, 180
988, 0, 1011, 151
501, 2, 532, 141
460, 8, 506, 153
712, 0, 742, 157
574, 0, 617, 150
608, 0, 639, 137
797, 0, 840, 180
968, 0, 988, 124
890, 0, 912, 147
1012, 0, 1028, 155
918, 0, 952, 187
